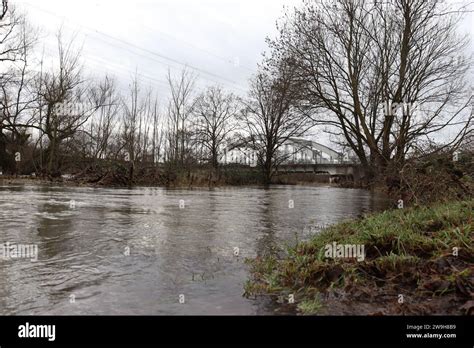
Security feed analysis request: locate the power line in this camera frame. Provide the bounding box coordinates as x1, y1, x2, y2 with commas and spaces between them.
20, 1, 250, 94
79, 32, 249, 95
138, 22, 257, 74
39, 45, 233, 99
39, 46, 162, 90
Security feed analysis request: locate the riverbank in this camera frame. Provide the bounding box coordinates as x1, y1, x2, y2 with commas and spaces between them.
244, 199, 474, 315
0, 171, 341, 189
0, 176, 96, 187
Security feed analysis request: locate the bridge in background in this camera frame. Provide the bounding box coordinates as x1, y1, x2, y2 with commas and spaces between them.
277, 163, 365, 181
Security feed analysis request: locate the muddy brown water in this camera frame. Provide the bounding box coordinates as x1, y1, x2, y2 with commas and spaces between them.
0, 184, 389, 315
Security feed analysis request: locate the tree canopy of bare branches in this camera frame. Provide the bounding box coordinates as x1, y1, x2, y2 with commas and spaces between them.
0, 0, 36, 173
240, 59, 314, 184
165, 68, 197, 167
193, 86, 239, 169
267, 0, 473, 176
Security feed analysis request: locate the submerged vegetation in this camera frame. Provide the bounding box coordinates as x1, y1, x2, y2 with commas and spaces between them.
245, 200, 474, 315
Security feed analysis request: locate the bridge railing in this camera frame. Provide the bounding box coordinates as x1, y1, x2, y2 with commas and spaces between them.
282, 158, 358, 165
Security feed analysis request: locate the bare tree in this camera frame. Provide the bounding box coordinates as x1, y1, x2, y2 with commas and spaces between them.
0, 1, 36, 173
240, 60, 313, 185
268, 0, 473, 177
35, 32, 99, 176
121, 74, 143, 182
165, 68, 197, 166
88, 75, 121, 160
193, 85, 239, 169
150, 94, 163, 164
140, 88, 157, 163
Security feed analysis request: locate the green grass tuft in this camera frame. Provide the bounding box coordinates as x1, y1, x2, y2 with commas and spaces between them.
245, 199, 474, 315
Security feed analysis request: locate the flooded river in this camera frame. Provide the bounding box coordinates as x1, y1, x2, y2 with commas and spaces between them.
0, 185, 389, 315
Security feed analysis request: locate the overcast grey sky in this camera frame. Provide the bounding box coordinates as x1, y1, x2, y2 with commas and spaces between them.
15, 0, 304, 98
15, 1, 473, 95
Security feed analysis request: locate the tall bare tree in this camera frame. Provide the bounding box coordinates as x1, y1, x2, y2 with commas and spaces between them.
268, 0, 473, 176
240, 59, 313, 184
35, 33, 99, 176
121, 74, 143, 182
193, 85, 239, 169
150, 94, 163, 164
88, 75, 121, 160
165, 68, 197, 166
0, 1, 36, 173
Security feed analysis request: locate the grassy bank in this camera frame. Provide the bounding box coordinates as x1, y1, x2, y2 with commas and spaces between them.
244, 199, 474, 315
